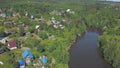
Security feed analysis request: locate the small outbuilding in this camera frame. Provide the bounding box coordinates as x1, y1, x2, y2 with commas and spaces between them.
7, 41, 17, 50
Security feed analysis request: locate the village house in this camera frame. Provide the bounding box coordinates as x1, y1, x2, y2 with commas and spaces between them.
25, 11, 28, 16
22, 23, 30, 29
18, 60, 26, 68
35, 25, 40, 30
49, 10, 58, 15
12, 12, 20, 17
31, 15, 34, 19
7, 41, 17, 50
25, 32, 31, 36
49, 10, 63, 16
1, 13, 7, 17
4, 21, 12, 25
50, 17, 65, 29
53, 22, 59, 28
40, 16, 46, 23
46, 20, 52, 26
51, 17, 56, 24
66, 9, 75, 14
12, 12, 16, 17
0, 37, 8, 44
22, 50, 34, 65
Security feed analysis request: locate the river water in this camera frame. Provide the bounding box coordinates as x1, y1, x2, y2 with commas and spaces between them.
69, 32, 113, 68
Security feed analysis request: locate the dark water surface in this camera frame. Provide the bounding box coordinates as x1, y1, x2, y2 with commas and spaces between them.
69, 32, 113, 68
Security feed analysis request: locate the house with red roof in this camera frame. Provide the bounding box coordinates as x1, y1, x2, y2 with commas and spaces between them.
7, 41, 17, 50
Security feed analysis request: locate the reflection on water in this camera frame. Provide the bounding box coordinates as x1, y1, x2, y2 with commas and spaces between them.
69, 32, 113, 68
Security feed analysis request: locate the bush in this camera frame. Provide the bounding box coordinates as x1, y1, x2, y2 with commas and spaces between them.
39, 31, 48, 40
37, 45, 45, 52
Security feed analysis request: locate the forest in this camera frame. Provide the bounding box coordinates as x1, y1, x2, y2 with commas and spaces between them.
0, 0, 120, 68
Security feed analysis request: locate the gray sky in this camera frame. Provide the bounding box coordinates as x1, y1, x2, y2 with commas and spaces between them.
113, 0, 120, 1
107, 0, 120, 2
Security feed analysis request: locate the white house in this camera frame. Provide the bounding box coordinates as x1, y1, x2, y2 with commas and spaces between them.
0, 37, 8, 44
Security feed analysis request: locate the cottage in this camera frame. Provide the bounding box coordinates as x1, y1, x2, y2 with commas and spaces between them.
66, 9, 75, 14
22, 23, 29, 27
42, 55, 47, 64
22, 50, 34, 64
12, 12, 16, 17
66, 9, 71, 13
4, 21, 12, 25
22, 50, 34, 59
25, 32, 31, 36
0, 37, 8, 44
35, 25, 40, 30
19, 60, 26, 68
53, 21, 64, 29
51, 17, 56, 24
46, 20, 52, 26
1, 13, 7, 17
31, 15, 34, 19
7, 41, 17, 50
25, 12, 28, 16
0, 61, 3, 65
40, 16, 46, 23
49, 10, 58, 15
50, 10, 62, 16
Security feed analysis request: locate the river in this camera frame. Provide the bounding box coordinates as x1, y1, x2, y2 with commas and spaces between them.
69, 32, 113, 68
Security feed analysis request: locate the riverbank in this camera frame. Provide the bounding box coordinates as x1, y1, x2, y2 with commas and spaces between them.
69, 32, 113, 68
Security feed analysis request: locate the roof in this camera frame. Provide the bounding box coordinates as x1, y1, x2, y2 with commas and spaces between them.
19, 60, 25, 66
4, 21, 12, 25
42, 56, 47, 64
8, 41, 17, 48
22, 50, 34, 59
1, 13, 7, 17
31, 15, 34, 19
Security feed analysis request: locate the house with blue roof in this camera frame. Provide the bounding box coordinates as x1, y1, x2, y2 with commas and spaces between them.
1, 13, 7, 17
19, 60, 26, 68
22, 50, 34, 65
42, 55, 47, 64
22, 50, 34, 59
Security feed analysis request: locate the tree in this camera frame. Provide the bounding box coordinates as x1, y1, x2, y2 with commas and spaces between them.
0, 26, 5, 37
19, 25, 24, 36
